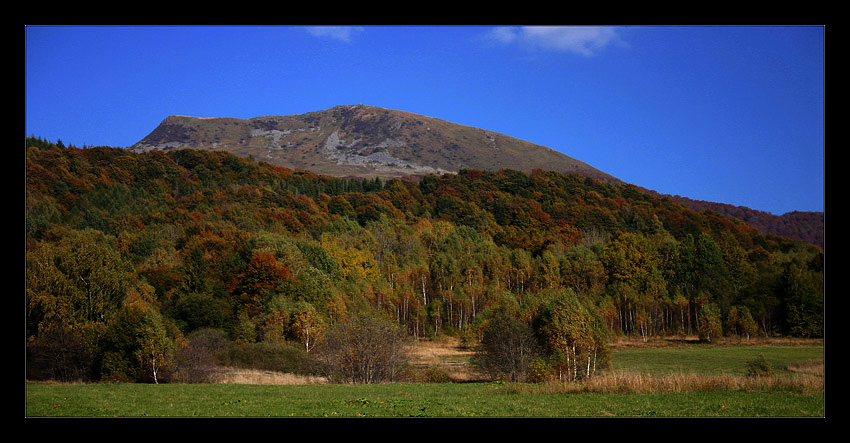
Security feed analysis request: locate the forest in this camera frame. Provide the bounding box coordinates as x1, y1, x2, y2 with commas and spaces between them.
25, 137, 824, 384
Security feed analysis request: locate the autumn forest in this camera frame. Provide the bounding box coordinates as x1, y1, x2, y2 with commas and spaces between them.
25, 137, 824, 384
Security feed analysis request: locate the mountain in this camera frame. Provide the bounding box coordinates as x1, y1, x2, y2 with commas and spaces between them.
130, 104, 622, 184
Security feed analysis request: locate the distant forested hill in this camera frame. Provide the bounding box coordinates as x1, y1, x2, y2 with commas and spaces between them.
652, 193, 823, 250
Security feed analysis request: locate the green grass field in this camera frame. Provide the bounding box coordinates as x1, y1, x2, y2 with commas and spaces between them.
25, 382, 822, 417
25, 343, 824, 418
609, 344, 824, 376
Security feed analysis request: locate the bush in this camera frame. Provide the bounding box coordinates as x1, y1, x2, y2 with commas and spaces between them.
527, 358, 556, 383
746, 354, 775, 377
421, 366, 453, 383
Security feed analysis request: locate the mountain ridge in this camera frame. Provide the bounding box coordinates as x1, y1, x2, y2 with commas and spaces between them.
130, 104, 623, 184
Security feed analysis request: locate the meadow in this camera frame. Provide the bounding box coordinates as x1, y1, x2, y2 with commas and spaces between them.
25, 339, 824, 418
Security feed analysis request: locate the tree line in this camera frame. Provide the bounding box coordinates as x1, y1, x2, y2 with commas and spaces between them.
25, 138, 823, 383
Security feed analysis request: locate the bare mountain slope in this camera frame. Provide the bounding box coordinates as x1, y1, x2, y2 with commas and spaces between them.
130, 104, 622, 183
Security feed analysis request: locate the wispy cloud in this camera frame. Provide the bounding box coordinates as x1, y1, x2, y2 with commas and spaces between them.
487, 26, 626, 56
305, 26, 365, 43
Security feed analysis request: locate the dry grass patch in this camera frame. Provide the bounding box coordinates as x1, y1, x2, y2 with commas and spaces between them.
214, 367, 327, 385
787, 359, 824, 376
505, 371, 824, 395
584, 372, 823, 394
406, 337, 482, 382
406, 336, 472, 363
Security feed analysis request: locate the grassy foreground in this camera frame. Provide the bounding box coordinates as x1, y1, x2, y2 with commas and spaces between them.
26, 341, 824, 418
26, 381, 822, 417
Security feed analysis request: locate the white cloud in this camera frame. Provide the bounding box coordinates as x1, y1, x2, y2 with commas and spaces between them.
487, 26, 521, 44
305, 26, 365, 43
487, 26, 625, 56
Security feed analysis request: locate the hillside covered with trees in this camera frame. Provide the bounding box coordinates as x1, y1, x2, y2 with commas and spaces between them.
25, 138, 824, 384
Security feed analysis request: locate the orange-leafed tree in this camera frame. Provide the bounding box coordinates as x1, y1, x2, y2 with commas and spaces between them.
228, 252, 291, 317
290, 302, 325, 353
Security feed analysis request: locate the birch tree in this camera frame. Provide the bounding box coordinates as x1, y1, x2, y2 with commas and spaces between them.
137, 310, 174, 384
291, 302, 325, 353
534, 289, 609, 381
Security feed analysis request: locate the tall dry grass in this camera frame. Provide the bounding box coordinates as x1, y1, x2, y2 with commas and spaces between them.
786, 359, 824, 377
506, 370, 823, 395
214, 367, 328, 385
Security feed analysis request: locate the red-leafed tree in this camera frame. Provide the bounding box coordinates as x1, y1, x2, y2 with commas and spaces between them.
228, 252, 291, 317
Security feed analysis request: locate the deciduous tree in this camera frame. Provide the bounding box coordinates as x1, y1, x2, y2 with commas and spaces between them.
317, 309, 408, 384
136, 309, 175, 384
472, 309, 540, 382
698, 303, 722, 343
290, 302, 325, 353
534, 289, 609, 381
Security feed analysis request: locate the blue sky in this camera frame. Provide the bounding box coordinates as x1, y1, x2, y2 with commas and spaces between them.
26, 26, 824, 215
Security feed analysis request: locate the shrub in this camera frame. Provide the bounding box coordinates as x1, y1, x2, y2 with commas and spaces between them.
421, 366, 453, 383
746, 354, 775, 377
527, 358, 555, 383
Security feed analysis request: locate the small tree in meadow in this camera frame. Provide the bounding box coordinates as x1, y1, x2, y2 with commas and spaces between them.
136, 309, 176, 384
472, 309, 540, 382
725, 305, 758, 342
317, 309, 408, 383
698, 303, 722, 343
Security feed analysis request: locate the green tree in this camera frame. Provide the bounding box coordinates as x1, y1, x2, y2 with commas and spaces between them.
560, 245, 606, 298
698, 303, 722, 343
136, 309, 175, 384
694, 232, 730, 303
27, 229, 131, 332
534, 289, 609, 381
232, 311, 258, 344
472, 309, 540, 382
100, 306, 146, 382
327, 195, 357, 219
168, 292, 230, 334
535, 250, 561, 290
781, 257, 824, 337
601, 231, 653, 289
725, 305, 758, 342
